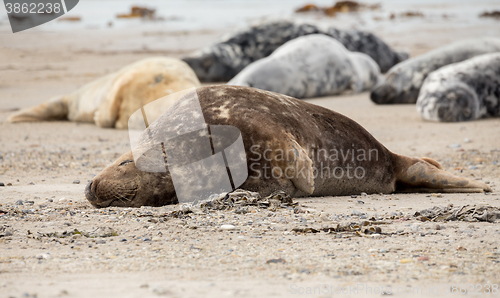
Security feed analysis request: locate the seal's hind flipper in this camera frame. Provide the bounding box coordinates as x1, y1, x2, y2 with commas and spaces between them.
7, 96, 68, 123
395, 155, 492, 193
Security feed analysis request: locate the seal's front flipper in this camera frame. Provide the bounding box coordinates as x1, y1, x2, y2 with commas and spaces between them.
280, 137, 315, 195
7, 96, 68, 123
395, 155, 492, 193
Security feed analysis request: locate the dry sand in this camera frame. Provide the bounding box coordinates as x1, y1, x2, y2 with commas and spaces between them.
1, 13, 500, 298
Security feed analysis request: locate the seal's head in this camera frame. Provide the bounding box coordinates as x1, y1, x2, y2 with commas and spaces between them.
417, 80, 479, 122
182, 45, 236, 82
370, 71, 421, 104
85, 151, 177, 208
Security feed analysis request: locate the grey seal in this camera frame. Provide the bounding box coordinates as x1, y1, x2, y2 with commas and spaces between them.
84, 85, 490, 208
7, 57, 200, 129
182, 20, 407, 82
371, 37, 500, 104
227, 34, 380, 98
417, 53, 500, 122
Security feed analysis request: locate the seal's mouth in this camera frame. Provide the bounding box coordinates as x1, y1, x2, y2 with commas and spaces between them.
85, 180, 110, 208
85, 180, 138, 208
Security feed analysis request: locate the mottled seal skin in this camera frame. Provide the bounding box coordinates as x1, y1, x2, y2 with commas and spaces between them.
7, 57, 200, 129
85, 86, 490, 208
371, 37, 500, 104
417, 53, 500, 122
182, 20, 407, 82
227, 35, 381, 98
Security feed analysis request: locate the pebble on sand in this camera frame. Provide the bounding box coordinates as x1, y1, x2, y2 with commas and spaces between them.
220, 224, 236, 230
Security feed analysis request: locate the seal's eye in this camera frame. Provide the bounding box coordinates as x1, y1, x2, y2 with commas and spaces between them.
119, 160, 133, 166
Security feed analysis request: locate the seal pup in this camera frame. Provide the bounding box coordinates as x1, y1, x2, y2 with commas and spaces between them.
7, 57, 200, 129
182, 20, 407, 82
417, 53, 500, 122
228, 35, 381, 98
84, 85, 491, 208
371, 37, 500, 104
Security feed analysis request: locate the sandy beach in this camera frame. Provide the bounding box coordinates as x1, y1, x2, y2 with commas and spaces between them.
1, 1, 500, 297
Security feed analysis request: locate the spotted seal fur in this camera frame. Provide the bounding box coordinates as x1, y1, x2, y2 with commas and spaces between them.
227, 35, 380, 98
371, 38, 500, 104
84, 85, 491, 208
183, 20, 407, 82
417, 53, 500, 122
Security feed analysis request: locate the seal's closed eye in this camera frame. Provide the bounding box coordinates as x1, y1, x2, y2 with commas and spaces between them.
119, 160, 133, 166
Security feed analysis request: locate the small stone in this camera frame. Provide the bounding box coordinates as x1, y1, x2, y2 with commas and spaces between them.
266, 258, 286, 264
379, 248, 388, 253
36, 253, 51, 260
73, 180, 80, 184
357, 200, 365, 204
417, 256, 429, 262
469, 165, 478, 170
467, 224, 475, 229
15, 200, 23, 205
464, 138, 471, 143
96, 240, 106, 244
434, 224, 441, 230
221, 224, 236, 230
360, 192, 367, 196
152, 287, 169, 295
351, 209, 361, 216
400, 258, 413, 264
448, 143, 461, 148
0, 182, 4, 187
59, 198, 67, 202
152, 236, 161, 241
456, 246, 467, 251
6, 183, 12, 186
28, 182, 34, 185
351, 195, 358, 198
120, 238, 127, 242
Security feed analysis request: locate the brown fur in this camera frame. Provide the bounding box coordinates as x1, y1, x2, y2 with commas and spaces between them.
85, 85, 492, 208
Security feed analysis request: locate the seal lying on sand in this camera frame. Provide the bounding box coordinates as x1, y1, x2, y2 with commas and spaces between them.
228, 35, 380, 98
417, 53, 500, 122
85, 86, 491, 208
183, 20, 407, 82
7, 57, 200, 129
371, 37, 500, 104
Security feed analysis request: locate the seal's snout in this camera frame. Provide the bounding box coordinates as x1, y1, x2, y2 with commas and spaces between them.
370, 83, 395, 104
85, 180, 100, 207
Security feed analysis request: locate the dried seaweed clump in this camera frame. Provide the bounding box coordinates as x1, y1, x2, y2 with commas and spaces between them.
295, 1, 380, 17
415, 205, 500, 223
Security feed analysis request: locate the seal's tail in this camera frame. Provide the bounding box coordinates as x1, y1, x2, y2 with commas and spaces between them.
394, 155, 492, 193
7, 96, 68, 123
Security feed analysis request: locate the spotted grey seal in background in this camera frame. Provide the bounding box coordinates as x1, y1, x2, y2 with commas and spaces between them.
371, 37, 500, 104
227, 34, 381, 98
182, 20, 408, 82
85, 85, 490, 208
417, 53, 500, 122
